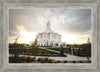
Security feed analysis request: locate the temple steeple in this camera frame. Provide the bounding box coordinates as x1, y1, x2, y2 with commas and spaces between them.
47, 21, 51, 30
44, 21, 54, 33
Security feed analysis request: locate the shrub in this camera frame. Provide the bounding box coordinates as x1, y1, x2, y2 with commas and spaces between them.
19, 56, 26, 62
48, 59, 54, 63
33, 56, 36, 61
37, 58, 43, 62
9, 56, 36, 63
44, 58, 49, 62
37, 57, 55, 63
41, 59, 45, 63
56, 61, 60, 63
26, 57, 33, 63
9, 57, 15, 63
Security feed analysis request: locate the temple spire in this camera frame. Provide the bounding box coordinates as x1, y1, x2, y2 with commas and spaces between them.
47, 20, 50, 24
43, 21, 54, 33
47, 20, 50, 30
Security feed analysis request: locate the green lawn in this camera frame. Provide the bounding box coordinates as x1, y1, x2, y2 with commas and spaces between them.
19, 46, 31, 49
38, 48, 54, 52
38, 48, 47, 51
45, 47, 61, 51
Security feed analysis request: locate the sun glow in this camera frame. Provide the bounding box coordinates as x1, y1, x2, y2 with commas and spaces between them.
61, 32, 89, 44
17, 31, 37, 44
11, 25, 37, 44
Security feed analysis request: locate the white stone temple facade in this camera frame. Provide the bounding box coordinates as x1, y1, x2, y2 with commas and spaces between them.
36, 21, 66, 47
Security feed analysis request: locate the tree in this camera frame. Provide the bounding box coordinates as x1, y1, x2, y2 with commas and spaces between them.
13, 37, 19, 63
87, 38, 91, 44
34, 38, 37, 46
31, 38, 38, 53
74, 43, 76, 48
14, 37, 19, 44
60, 45, 64, 56
31, 38, 37, 47
86, 38, 91, 62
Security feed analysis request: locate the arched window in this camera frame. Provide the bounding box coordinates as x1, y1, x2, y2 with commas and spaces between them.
55, 43, 59, 46
63, 44, 66, 46
41, 44, 43, 46
44, 44, 46, 46
50, 44, 53, 46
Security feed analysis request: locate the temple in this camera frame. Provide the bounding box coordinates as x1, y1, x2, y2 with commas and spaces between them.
36, 21, 66, 47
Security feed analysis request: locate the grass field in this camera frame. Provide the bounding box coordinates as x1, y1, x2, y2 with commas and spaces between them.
44, 47, 61, 51
19, 46, 31, 49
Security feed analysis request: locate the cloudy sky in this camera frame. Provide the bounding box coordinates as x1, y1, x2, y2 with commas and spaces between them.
9, 8, 91, 44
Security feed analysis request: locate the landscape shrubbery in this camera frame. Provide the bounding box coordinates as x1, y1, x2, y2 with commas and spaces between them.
9, 56, 36, 63
37, 57, 54, 63
9, 56, 91, 63
9, 39, 91, 63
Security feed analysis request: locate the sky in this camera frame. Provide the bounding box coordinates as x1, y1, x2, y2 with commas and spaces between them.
9, 8, 91, 44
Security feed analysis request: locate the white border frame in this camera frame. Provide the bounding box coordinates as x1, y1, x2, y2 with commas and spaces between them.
2, 3, 97, 70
